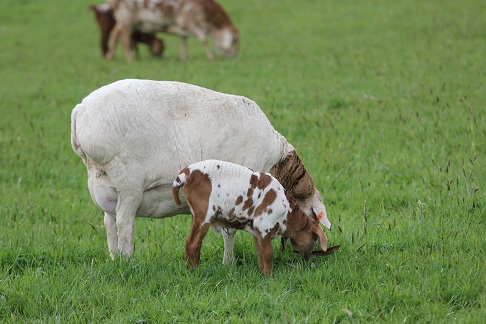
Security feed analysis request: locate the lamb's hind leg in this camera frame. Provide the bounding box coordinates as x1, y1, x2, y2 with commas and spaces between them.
222, 228, 236, 264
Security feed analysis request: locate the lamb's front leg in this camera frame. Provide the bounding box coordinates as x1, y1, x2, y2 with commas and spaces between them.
253, 235, 264, 271
255, 233, 274, 276
185, 218, 211, 269
222, 228, 236, 264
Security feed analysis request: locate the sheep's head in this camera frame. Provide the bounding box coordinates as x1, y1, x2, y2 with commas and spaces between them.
212, 27, 239, 58
269, 151, 331, 229
299, 188, 332, 230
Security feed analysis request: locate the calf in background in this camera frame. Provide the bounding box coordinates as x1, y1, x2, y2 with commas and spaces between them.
106, 0, 239, 62
90, 4, 164, 58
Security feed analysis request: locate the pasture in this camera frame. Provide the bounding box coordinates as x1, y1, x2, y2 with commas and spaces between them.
1, 0, 485, 322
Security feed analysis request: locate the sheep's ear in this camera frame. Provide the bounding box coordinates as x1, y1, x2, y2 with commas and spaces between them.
313, 222, 328, 252
312, 190, 331, 230
312, 244, 341, 256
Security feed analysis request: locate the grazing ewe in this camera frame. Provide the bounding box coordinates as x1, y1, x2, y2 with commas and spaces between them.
105, 0, 239, 62
90, 3, 164, 57
172, 160, 330, 275
71, 79, 331, 260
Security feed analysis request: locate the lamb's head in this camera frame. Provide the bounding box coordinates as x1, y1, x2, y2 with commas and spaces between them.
149, 38, 164, 57
284, 196, 328, 260
132, 31, 165, 57
270, 151, 332, 229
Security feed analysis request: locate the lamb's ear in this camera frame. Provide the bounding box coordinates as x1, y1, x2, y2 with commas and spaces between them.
312, 189, 331, 230
312, 244, 341, 256
313, 222, 328, 252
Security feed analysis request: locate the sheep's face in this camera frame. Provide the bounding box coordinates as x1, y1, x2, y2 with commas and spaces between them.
212, 27, 239, 58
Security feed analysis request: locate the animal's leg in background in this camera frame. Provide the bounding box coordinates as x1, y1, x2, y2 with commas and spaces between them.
120, 28, 134, 63
100, 29, 110, 57
104, 212, 118, 259
185, 217, 211, 268
200, 36, 214, 61
189, 26, 213, 60
106, 24, 121, 59
222, 228, 236, 264
180, 36, 188, 62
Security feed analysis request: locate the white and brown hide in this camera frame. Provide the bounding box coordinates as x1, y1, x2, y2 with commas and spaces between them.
172, 160, 328, 275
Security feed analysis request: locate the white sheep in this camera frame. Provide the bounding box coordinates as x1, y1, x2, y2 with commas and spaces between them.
71, 79, 331, 260
172, 159, 331, 275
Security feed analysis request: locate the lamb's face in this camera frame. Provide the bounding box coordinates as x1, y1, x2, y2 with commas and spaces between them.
286, 209, 320, 260
284, 202, 330, 260
289, 232, 318, 261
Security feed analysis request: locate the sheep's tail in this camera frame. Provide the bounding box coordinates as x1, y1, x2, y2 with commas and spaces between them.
71, 103, 86, 160
172, 170, 188, 206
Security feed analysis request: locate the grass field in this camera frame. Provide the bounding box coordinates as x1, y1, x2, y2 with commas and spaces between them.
1, 0, 485, 322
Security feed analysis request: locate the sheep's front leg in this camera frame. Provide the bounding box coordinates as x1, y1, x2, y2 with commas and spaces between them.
185, 218, 211, 269
222, 228, 236, 264
104, 212, 118, 260
255, 233, 274, 276
179, 36, 188, 62
106, 24, 121, 60
120, 28, 134, 63
187, 25, 213, 61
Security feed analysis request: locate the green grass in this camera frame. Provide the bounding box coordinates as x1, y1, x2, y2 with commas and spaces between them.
1, 0, 485, 322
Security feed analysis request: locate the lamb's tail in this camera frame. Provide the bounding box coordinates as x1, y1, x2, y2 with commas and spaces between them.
172, 170, 188, 206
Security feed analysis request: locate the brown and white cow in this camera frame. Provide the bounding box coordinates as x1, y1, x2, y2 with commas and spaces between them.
106, 0, 239, 62
172, 160, 333, 276
90, 3, 165, 57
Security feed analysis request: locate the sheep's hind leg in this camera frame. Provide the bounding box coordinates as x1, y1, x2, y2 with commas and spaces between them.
104, 212, 118, 260
115, 194, 142, 259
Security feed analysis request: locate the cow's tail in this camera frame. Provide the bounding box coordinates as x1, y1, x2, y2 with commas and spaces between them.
172, 170, 188, 206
